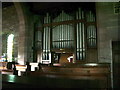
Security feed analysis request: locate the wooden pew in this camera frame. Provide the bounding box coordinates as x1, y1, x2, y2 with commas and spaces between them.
30, 62, 39, 71
15, 65, 27, 71
2, 74, 109, 89
1, 70, 13, 75
26, 63, 111, 88
1, 62, 18, 75
15, 62, 39, 76
0, 62, 7, 70
1, 68, 18, 75
15, 65, 27, 76
41, 63, 110, 75
3, 62, 38, 76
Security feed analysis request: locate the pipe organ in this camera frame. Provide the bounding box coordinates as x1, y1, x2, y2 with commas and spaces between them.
35, 7, 97, 64
52, 11, 74, 49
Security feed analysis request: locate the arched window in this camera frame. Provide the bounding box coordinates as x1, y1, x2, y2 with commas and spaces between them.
7, 34, 14, 62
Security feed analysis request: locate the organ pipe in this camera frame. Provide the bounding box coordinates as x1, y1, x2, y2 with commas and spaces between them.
76, 8, 86, 60
42, 13, 51, 60
52, 10, 74, 49
87, 25, 96, 47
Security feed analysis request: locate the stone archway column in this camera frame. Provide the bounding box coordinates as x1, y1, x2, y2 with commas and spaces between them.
14, 2, 27, 65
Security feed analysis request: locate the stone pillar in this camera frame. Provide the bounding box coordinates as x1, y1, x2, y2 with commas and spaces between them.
23, 8, 34, 63
14, 2, 27, 65
14, 2, 34, 64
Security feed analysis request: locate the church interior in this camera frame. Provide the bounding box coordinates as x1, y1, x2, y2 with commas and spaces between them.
0, 2, 120, 89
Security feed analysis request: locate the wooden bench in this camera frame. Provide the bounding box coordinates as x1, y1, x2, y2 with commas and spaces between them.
15, 63, 40, 76
0, 62, 7, 70
1, 70, 13, 75
15, 65, 27, 71
15, 65, 27, 76
26, 63, 111, 88
2, 74, 110, 88
0, 62, 35, 76
30, 63, 39, 71
0, 62, 19, 75
41, 63, 110, 74
28, 66, 110, 81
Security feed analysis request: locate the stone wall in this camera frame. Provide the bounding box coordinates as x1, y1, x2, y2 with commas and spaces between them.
2, 5, 19, 60
96, 2, 119, 63
2, 3, 35, 63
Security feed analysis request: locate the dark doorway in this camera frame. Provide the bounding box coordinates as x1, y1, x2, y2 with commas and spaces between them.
112, 41, 120, 89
